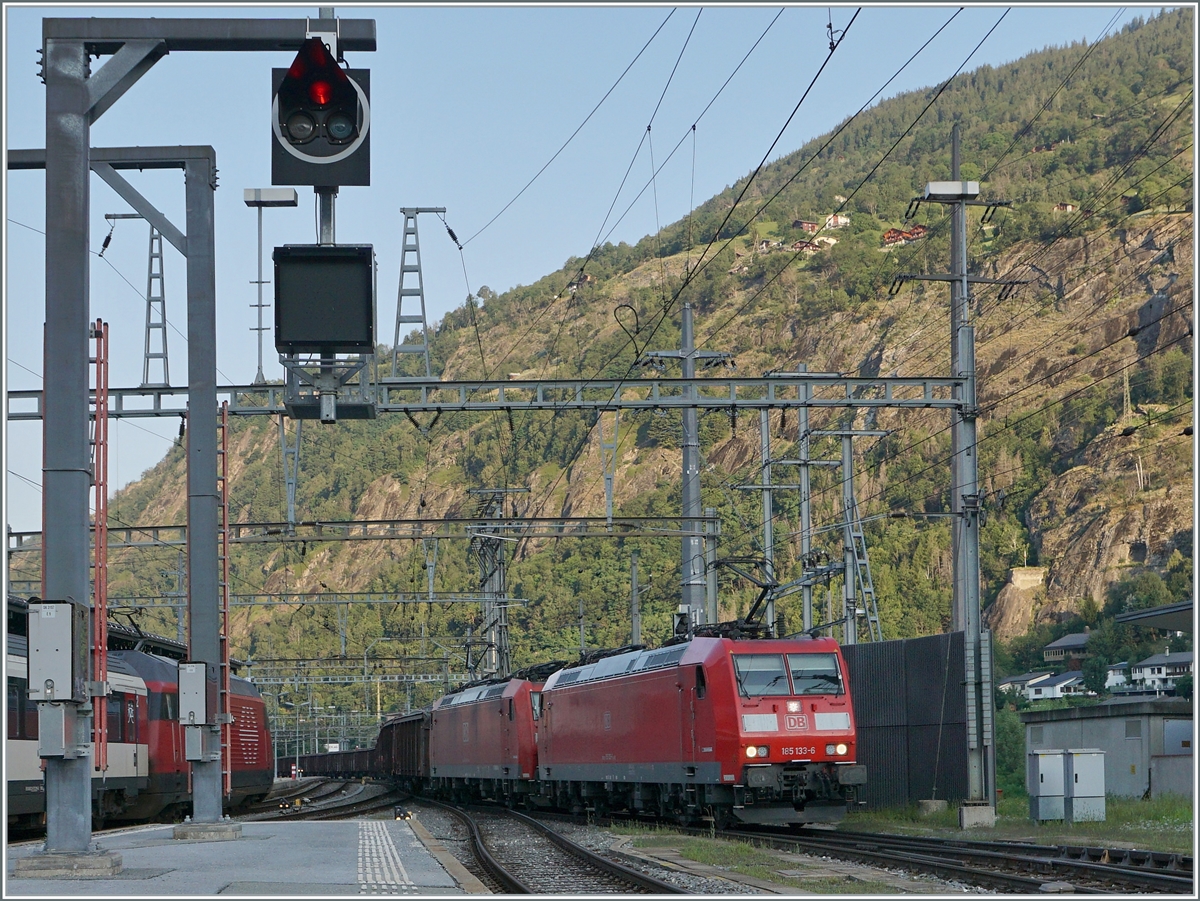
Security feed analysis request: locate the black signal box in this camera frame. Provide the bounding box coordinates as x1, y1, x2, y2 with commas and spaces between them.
274, 244, 375, 354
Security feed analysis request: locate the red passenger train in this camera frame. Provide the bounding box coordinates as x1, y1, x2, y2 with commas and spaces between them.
298, 635, 865, 826
7, 597, 274, 831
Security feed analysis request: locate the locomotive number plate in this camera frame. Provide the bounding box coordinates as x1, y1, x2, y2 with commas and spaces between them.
781, 746, 816, 757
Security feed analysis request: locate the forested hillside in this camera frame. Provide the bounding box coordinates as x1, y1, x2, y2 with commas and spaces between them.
64, 10, 1191, 718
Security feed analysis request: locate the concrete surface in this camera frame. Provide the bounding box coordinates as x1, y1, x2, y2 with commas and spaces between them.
5, 819, 465, 896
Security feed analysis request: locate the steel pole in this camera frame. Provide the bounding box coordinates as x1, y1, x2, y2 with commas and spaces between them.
841, 434, 856, 645
949, 124, 965, 631
798, 365, 813, 631
42, 35, 94, 853
680, 305, 704, 621
760, 410, 775, 633
185, 155, 223, 823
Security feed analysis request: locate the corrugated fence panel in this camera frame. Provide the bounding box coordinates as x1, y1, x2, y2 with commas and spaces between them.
907, 724, 968, 801
844, 638, 907, 727
843, 632, 969, 809
856, 726, 909, 808
907, 632, 966, 726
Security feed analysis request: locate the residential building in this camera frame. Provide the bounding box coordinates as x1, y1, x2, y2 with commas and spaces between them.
1131, 650, 1193, 691
793, 220, 820, 233
1043, 631, 1091, 668
1105, 662, 1129, 691
998, 672, 1052, 696
882, 228, 907, 246
1027, 671, 1086, 701
825, 213, 850, 229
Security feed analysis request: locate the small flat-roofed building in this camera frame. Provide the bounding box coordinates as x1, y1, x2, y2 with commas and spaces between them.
1021, 697, 1192, 798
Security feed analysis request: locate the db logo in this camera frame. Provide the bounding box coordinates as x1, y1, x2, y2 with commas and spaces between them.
784, 714, 809, 731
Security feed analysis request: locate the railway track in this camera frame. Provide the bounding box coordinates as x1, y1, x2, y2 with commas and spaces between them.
423, 799, 687, 894
733, 827, 1193, 894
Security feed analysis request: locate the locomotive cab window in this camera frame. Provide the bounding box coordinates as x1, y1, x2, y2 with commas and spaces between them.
787, 653, 844, 695
695, 666, 707, 699
530, 692, 542, 721
732, 654, 792, 696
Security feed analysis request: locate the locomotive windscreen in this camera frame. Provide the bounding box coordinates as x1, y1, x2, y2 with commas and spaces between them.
787, 653, 844, 695
732, 654, 792, 696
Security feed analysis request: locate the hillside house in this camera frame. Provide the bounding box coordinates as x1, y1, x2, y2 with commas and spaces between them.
793, 220, 820, 233
882, 228, 907, 246
1027, 671, 1087, 701
1053, 202, 1078, 212
906, 224, 928, 239
1131, 651, 1193, 692
791, 240, 820, 254
1106, 662, 1129, 690
566, 273, 596, 294
1043, 632, 1091, 668
815, 236, 838, 247
998, 672, 1052, 696
825, 213, 850, 229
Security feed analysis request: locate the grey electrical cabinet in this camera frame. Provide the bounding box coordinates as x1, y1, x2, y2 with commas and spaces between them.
28, 600, 88, 703
178, 661, 218, 726
1027, 749, 1066, 821
1064, 749, 1106, 823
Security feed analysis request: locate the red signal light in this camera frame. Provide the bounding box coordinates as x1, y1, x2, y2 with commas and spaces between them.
308, 80, 333, 106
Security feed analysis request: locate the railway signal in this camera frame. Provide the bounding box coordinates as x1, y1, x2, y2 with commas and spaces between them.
272, 37, 371, 187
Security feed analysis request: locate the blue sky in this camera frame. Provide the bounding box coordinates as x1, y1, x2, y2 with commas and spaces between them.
4, 4, 1157, 534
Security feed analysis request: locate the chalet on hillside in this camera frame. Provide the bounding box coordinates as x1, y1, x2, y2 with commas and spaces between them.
793, 220, 820, 233
791, 240, 820, 254
882, 228, 907, 246
1044, 631, 1092, 669
825, 213, 850, 229
906, 224, 928, 239
1053, 202, 1077, 212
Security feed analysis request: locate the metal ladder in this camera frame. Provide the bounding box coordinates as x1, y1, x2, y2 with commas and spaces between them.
217, 402, 232, 799
142, 226, 170, 388
847, 495, 883, 642
390, 208, 440, 379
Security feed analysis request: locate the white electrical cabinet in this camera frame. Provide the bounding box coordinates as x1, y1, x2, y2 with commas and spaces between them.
1064, 748, 1106, 823
1027, 749, 1066, 821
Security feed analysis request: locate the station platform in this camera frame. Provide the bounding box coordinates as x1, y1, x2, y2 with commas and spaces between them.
5, 818, 478, 896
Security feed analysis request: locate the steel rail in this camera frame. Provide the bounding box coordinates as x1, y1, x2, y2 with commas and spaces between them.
798, 829, 1192, 893
505, 808, 689, 894
728, 829, 1111, 894
419, 799, 531, 894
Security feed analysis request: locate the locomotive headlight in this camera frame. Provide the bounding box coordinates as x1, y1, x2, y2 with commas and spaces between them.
758, 745, 769, 758
786, 701, 802, 713
825, 744, 835, 755
836, 743, 848, 755
825, 743, 849, 755
746, 746, 758, 758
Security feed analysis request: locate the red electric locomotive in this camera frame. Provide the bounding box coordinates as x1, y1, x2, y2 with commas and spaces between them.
537, 635, 864, 826
426, 661, 563, 806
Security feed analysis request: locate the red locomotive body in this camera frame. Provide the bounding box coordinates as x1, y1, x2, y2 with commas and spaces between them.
429, 676, 542, 804
538, 636, 864, 825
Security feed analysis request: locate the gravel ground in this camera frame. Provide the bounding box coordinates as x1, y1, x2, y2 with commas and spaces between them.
406, 800, 997, 894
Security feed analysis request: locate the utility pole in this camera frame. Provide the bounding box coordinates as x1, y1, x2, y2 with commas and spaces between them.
894, 125, 1019, 827
630, 549, 641, 645
640, 304, 731, 628
244, 188, 299, 385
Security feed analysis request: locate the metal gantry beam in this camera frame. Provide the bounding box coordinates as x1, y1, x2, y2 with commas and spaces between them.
7, 374, 965, 421
6, 515, 716, 555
